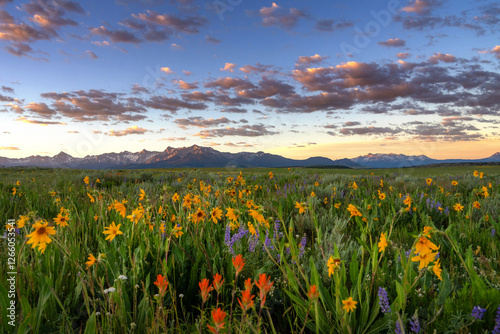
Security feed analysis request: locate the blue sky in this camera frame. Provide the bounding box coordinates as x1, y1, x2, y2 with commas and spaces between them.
0, 0, 499, 160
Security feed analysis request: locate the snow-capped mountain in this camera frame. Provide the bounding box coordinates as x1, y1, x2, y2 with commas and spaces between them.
1, 146, 498, 169
0, 145, 362, 169
352, 152, 500, 168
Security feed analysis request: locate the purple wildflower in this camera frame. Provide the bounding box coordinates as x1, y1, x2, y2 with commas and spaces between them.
378, 287, 391, 314
471, 306, 486, 320
493, 305, 500, 334
410, 314, 420, 333
395, 320, 403, 334
493, 229, 496, 237
298, 235, 307, 259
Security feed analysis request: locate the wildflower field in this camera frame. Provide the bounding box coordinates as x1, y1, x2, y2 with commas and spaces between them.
1, 166, 500, 333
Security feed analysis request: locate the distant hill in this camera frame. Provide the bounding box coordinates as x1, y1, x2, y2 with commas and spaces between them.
1, 146, 498, 169
351, 152, 500, 168
0, 145, 361, 169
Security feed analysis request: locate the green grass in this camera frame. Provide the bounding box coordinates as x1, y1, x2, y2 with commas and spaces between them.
0, 166, 499, 333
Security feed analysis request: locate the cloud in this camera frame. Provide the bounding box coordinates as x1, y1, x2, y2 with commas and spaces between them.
181, 91, 215, 102
176, 80, 198, 90
296, 54, 326, 66
344, 121, 361, 126
131, 10, 207, 33
255, 3, 308, 30
144, 95, 206, 112
67, 130, 79, 133
428, 52, 456, 64
489, 45, 500, 59
85, 50, 98, 59
174, 116, 233, 129
239, 63, 275, 74
224, 142, 254, 147
107, 125, 149, 136
205, 35, 220, 44
0, 93, 14, 101
194, 124, 277, 138
25, 102, 56, 118
161, 67, 174, 74
5, 42, 35, 57
161, 136, 187, 141
220, 107, 247, 113
204, 77, 255, 91
0, 0, 13, 7
396, 52, 411, 59
0, 9, 13, 23
315, 18, 354, 31
1, 85, 13, 93
238, 78, 294, 99
0, 146, 19, 150
131, 84, 150, 94
339, 126, 402, 136
220, 62, 236, 72
401, 0, 442, 15
90, 26, 141, 44
40, 89, 149, 122
378, 38, 406, 47
16, 116, 66, 125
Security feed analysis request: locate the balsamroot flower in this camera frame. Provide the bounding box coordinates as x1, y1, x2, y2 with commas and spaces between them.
342, 297, 357, 313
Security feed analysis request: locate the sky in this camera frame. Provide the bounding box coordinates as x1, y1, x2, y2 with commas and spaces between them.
0, 0, 499, 160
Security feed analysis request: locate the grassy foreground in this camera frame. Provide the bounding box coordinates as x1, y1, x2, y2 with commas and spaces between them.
1, 166, 499, 333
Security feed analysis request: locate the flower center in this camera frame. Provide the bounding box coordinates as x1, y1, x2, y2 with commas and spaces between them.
37, 227, 46, 235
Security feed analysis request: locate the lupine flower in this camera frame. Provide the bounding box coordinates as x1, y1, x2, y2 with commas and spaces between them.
395, 320, 403, 334
342, 297, 357, 313
410, 314, 420, 333
378, 287, 391, 314
492, 305, 500, 334
471, 305, 486, 320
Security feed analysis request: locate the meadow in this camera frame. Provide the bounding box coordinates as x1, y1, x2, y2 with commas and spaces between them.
1, 165, 499, 333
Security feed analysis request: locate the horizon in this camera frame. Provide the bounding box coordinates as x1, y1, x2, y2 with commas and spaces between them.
1, 0, 499, 160
1, 144, 498, 161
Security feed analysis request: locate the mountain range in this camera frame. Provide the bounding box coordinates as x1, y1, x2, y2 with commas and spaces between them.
1, 145, 499, 169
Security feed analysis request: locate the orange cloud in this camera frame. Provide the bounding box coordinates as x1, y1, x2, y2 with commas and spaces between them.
107, 125, 149, 136
161, 67, 174, 74
16, 116, 66, 125
0, 146, 20, 150
220, 63, 236, 72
